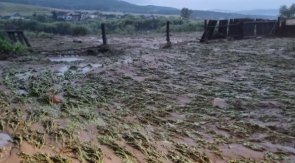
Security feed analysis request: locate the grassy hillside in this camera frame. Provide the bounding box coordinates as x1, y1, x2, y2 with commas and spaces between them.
0, 2, 68, 16
0, 0, 179, 15
236, 9, 279, 16
0, 1, 277, 19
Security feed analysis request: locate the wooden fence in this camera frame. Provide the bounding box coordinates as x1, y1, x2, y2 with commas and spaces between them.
200, 18, 278, 42
278, 18, 295, 37
5, 30, 31, 47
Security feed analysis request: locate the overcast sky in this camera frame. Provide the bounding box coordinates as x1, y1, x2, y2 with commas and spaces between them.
123, 0, 294, 11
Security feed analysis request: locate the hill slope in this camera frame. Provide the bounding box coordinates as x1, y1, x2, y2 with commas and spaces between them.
0, 0, 276, 19
236, 9, 279, 16
0, 2, 68, 16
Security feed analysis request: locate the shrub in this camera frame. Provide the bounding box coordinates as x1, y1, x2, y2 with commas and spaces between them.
53, 22, 72, 35
0, 17, 203, 36
0, 39, 27, 54
35, 15, 47, 22
38, 32, 54, 37
0, 29, 27, 54
0, 30, 7, 38
124, 25, 135, 34
37, 23, 57, 34
72, 26, 89, 36
12, 42, 27, 54
0, 38, 13, 53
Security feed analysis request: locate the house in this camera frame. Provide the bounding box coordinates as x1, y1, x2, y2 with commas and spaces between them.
54, 11, 117, 21
10, 13, 21, 19
286, 18, 295, 26
71, 12, 81, 21
64, 12, 80, 21
56, 11, 68, 20
89, 11, 101, 19
80, 12, 89, 20
64, 11, 88, 21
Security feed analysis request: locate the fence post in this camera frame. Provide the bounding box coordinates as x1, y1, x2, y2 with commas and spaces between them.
16, 32, 24, 44
240, 21, 244, 39
204, 20, 208, 43
166, 21, 170, 43
101, 23, 107, 45
22, 32, 31, 47
277, 17, 281, 36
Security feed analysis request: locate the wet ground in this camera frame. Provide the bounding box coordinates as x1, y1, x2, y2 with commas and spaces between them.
0, 33, 295, 163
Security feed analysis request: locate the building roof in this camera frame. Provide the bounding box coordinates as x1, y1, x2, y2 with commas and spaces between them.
11, 13, 20, 17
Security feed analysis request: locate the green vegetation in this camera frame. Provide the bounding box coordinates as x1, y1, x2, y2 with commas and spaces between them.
181, 8, 193, 19
72, 26, 89, 36
279, 3, 295, 19
0, 30, 27, 55
0, 16, 203, 36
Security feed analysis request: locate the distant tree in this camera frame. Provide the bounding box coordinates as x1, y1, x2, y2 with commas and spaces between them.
181, 8, 193, 19
36, 15, 46, 22
51, 10, 58, 20
33, 12, 37, 17
279, 3, 295, 18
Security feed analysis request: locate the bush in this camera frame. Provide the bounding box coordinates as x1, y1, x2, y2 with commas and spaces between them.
38, 32, 54, 37
0, 39, 27, 54
0, 17, 203, 36
72, 26, 88, 36
0, 29, 27, 54
0, 30, 6, 38
54, 22, 72, 35
0, 38, 13, 53
124, 25, 135, 34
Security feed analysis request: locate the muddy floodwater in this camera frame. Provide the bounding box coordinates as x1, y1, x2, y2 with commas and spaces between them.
0, 33, 295, 162
0, 133, 11, 147
49, 57, 84, 62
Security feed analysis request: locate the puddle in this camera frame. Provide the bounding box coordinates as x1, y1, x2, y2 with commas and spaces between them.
177, 95, 192, 105
81, 64, 102, 73
49, 57, 84, 62
51, 65, 69, 76
259, 142, 295, 153
0, 133, 12, 147
15, 72, 32, 80
120, 57, 133, 64
89, 64, 102, 68
59, 66, 69, 73
221, 143, 264, 160
213, 98, 229, 109
79, 64, 102, 73
15, 89, 28, 95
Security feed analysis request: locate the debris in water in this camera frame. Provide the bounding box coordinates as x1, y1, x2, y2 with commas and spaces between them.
52, 96, 61, 103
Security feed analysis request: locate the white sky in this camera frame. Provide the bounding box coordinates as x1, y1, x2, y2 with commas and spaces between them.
123, 0, 294, 11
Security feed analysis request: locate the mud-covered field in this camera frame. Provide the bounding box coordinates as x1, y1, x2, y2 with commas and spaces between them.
0, 33, 295, 163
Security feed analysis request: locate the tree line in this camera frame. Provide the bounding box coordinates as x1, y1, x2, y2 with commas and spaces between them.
280, 3, 295, 19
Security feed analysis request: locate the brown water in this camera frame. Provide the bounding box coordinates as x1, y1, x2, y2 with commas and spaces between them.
49, 57, 84, 62
0, 133, 11, 147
